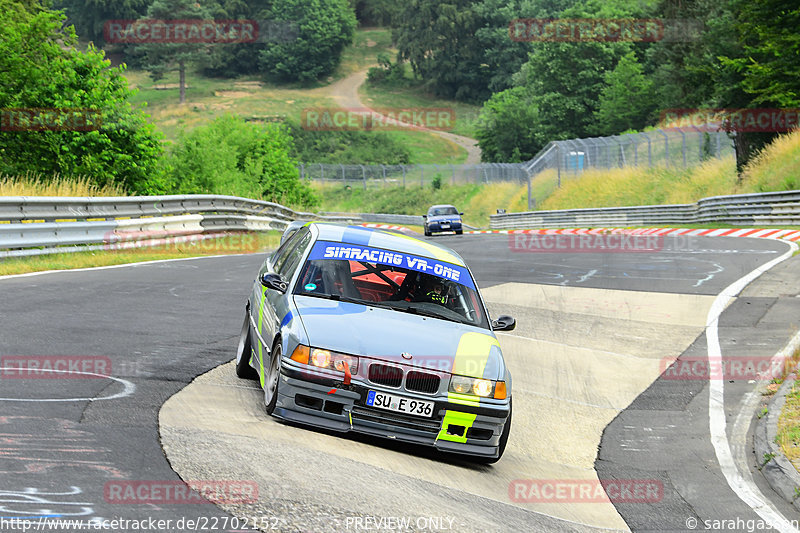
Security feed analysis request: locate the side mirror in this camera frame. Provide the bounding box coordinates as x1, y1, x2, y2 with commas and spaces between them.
491, 315, 516, 332
459, 212, 464, 216
261, 273, 288, 293
422, 214, 427, 219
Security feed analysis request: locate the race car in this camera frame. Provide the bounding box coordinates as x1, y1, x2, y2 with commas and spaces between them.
423, 205, 464, 236
235, 222, 515, 462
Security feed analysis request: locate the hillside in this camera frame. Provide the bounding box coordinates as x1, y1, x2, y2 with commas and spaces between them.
316, 129, 800, 227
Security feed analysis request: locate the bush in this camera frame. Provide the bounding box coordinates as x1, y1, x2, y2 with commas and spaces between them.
166, 115, 317, 207
286, 120, 411, 164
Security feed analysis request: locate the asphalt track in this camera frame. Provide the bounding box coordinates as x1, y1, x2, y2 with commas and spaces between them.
0, 232, 797, 532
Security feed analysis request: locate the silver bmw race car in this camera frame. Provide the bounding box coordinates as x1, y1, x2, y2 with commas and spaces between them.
235, 223, 515, 462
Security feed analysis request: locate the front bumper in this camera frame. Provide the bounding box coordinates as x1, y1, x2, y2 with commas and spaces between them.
427, 221, 462, 233
273, 363, 509, 459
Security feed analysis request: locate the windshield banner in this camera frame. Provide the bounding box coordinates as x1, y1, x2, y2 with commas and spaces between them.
309, 241, 475, 290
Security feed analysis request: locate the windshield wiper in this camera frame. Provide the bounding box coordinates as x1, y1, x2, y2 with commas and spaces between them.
399, 305, 469, 324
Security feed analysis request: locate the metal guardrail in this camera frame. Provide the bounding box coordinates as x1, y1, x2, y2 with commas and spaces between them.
320, 212, 425, 226
0, 194, 365, 258
490, 190, 800, 229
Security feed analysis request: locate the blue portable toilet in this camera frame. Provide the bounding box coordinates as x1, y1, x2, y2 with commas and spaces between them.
567, 151, 585, 171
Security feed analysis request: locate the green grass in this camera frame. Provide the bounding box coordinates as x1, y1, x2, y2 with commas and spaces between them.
777, 348, 800, 469
0, 232, 280, 276
336, 28, 394, 78
360, 71, 482, 139
382, 130, 467, 164
127, 70, 338, 142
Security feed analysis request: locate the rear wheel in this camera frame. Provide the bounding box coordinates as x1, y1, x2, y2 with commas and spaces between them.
235, 312, 258, 380
264, 341, 282, 415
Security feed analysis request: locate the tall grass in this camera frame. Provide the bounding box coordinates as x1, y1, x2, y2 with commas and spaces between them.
738, 129, 800, 192
0, 173, 127, 197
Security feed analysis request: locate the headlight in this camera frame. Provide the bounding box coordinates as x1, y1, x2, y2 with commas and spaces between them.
449, 375, 506, 399
306, 347, 358, 374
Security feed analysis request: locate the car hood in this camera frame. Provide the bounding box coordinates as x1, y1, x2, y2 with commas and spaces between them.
293, 295, 502, 379
427, 215, 461, 223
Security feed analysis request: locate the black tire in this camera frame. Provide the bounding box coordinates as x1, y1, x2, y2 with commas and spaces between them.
264, 341, 282, 415
471, 399, 512, 464
424, 226, 431, 237
455, 229, 463, 235
235, 313, 258, 380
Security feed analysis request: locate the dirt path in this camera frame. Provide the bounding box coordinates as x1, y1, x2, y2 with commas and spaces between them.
320, 69, 483, 164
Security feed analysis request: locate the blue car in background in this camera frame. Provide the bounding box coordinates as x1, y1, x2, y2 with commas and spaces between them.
423, 204, 464, 236
235, 222, 516, 462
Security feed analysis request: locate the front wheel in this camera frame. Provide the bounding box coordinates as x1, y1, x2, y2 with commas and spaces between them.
235, 312, 258, 380
264, 341, 282, 415
424, 226, 431, 237
455, 229, 463, 235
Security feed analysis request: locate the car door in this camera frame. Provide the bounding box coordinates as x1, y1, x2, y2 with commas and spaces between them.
252, 228, 312, 377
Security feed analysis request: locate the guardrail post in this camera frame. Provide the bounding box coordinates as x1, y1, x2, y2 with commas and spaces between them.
420, 166, 424, 187
340, 164, 345, 185
361, 165, 366, 190
319, 163, 324, 182
402, 165, 406, 188
299, 163, 305, 180
381, 165, 386, 187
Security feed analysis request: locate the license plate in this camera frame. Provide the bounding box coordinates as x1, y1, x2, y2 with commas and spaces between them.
441, 223, 450, 229
366, 390, 434, 418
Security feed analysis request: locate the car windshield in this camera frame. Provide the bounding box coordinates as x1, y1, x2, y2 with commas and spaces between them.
294, 241, 489, 329
429, 206, 458, 216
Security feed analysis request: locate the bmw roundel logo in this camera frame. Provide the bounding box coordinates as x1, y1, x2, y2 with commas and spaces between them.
401, 352, 412, 360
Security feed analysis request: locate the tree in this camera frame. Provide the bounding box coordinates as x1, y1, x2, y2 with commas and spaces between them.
258, 0, 356, 83
0, 0, 165, 193
392, 0, 579, 103
717, 0, 798, 173
728, 0, 800, 108
350, 0, 398, 26
54, 0, 152, 45
592, 51, 655, 135
135, 0, 214, 103
394, 0, 487, 102
475, 86, 546, 162
167, 116, 317, 207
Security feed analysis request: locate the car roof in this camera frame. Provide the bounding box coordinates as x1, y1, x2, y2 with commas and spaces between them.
307, 223, 467, 267
429, 204, 457, 209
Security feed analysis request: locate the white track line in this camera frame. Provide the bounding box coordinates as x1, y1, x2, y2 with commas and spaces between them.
0, 253, 255, 281
706, 238, 799, 532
